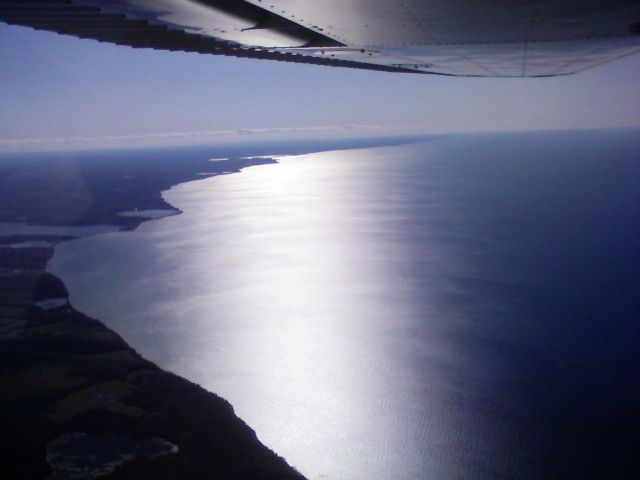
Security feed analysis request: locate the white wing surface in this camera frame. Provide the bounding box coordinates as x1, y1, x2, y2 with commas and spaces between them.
2, 0, 639, 76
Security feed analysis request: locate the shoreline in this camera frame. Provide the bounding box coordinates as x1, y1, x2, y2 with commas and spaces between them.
0, 258, 306, 479
0, 136, 439, 479
0, 154, 309, 479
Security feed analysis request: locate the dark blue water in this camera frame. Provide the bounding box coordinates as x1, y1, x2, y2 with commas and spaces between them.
51, 130, 640, 479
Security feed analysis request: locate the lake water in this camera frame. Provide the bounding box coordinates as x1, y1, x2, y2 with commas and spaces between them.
49, 130, 640, 479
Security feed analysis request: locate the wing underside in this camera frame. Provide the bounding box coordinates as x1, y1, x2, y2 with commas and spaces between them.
2, 0, 640, 77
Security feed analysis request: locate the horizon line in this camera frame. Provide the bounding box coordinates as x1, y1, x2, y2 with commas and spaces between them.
1, 124, 638, 156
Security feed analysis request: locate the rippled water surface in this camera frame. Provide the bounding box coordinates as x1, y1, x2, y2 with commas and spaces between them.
50, 131, 640, 479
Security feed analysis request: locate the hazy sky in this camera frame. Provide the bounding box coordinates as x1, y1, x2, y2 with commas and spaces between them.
1, 23, 639, 152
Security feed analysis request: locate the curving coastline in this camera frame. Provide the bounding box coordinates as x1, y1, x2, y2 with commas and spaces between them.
0, 151, 306, 479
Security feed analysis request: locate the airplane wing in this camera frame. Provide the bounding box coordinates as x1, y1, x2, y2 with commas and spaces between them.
2, 0, 639, 77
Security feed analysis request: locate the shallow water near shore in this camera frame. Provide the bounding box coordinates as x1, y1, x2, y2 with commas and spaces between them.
49, 130, 640, 479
